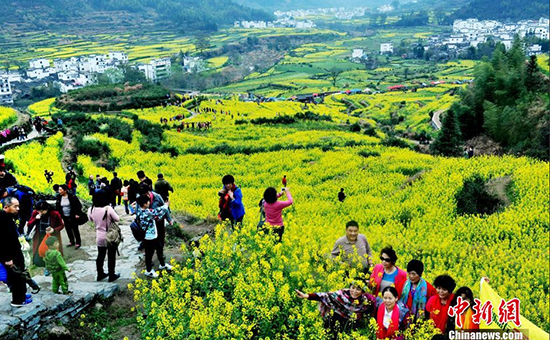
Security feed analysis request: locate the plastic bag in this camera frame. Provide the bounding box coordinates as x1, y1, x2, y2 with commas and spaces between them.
38, 234, 51, 258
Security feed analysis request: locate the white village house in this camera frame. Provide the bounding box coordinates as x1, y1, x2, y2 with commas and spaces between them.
0, 77, 13, 105
138, 57, 172, 82
380, 43, 393, 54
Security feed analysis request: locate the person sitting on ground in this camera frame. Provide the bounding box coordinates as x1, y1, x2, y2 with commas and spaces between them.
135, 195, 174, 279
370, 246, 407, 297
331, 220, 373, 271
397, 259, 437, 321
296, 278, 376, 335
425, 274, 456, 333
376, 286, 409, 339
262, 186, 292, 242
44, 236, 72, 295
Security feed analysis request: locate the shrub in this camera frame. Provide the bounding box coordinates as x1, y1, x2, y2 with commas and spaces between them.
358, 150, 381, 158
455, 175, 503, 215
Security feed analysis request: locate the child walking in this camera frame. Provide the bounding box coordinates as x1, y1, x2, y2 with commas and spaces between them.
135, 195, 174, 278
44, 236, 72, 295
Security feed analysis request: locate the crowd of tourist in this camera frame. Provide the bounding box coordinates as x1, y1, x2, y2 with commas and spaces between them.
0, 163, 177, 307
215, 174, 487, 339
0, 161, 488, 340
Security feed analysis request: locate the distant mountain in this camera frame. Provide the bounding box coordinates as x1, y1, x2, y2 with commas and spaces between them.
0, 0, 274, 32
452, 0, 549, 21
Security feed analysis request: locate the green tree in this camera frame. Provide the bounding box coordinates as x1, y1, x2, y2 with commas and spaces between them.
431, 109, 463, 156
194, 36, 210, 54
122, 65, 147, 84
325, 68, 343, 87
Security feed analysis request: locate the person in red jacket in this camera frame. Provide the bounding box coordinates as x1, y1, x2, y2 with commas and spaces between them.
376, 286, 409, 339
425, 274, 456, 333
27, 201, 65, 269
370, 246, 407, 297
398, 259, 437, 321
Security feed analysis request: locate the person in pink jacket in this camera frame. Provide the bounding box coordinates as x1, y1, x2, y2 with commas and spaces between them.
87, 194, 121, 282
262, 187, 293, 242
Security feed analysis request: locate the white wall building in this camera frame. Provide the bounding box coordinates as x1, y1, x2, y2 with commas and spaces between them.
29, 58, 51, 69
138, 57, 172, 81
527, 44, 543, 55
352, 49, 365, 59
380, 42, 393, 54
453, 18, 550, 47
0, 77, 13, 104
26, 67, 54, 79
27, 58, 55, 79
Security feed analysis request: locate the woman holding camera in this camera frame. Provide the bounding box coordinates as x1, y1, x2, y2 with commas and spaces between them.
262, 186, 293, 242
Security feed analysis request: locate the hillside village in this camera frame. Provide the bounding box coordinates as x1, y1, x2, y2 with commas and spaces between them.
1, 16, 548, 106
350, 17, 548, 62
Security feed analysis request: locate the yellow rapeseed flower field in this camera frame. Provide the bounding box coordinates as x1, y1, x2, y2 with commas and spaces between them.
5, 97, 548, 338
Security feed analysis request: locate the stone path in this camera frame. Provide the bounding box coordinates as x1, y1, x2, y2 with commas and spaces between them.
0, 127, 43, 149
0, 205, 143, 340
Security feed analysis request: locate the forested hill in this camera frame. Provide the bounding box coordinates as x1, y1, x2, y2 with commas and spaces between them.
0, 0, 273, 32
452, 0, 549, 21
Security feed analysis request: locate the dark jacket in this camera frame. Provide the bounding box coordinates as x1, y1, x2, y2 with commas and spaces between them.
154, 178, 174, 201
87, 179, 95, 195
0, 172, 17, 189
110, 177, 122, 191
0, 210, 24, 267
55, 193, 83, 219
140, 177, 153, 191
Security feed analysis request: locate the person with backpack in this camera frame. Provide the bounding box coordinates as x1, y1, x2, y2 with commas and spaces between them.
6, 185, 35, 236
137, 184, 166, 245
135, 195, 174, 279
87, 192, 120, 282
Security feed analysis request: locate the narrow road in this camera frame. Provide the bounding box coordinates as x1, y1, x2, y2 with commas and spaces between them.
431, 109, 447, 130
